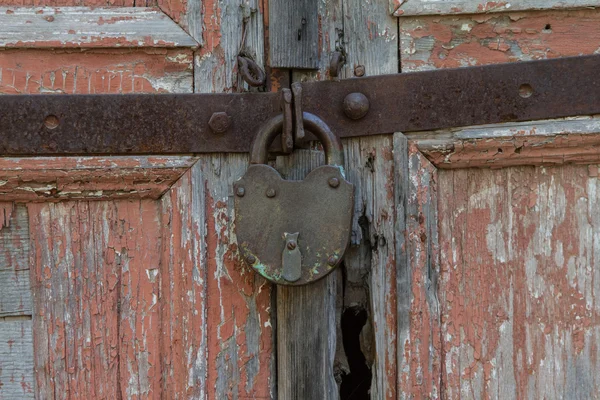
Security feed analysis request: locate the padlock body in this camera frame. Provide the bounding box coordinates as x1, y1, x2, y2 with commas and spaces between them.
234, 164, 353, 285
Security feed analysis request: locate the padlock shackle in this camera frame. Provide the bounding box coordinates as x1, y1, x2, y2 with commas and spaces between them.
250, 112, 345, 166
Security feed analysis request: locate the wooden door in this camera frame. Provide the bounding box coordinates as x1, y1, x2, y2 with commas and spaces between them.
1, 0, 599, 399
0, 4, 275, 399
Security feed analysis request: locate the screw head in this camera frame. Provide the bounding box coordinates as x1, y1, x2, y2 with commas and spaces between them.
236, 187, 245, 197
287, 241, 297, 250
266, 188, 276, 198
246, 254, 256, 264
44, 115, 59, 130
343, 92, 370, 120
328, 177, 340, 188
209, 112, 231, 133
354, 65, 365, 77
327, 255, 338, 266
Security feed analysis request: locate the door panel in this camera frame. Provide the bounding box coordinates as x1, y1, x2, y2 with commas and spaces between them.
400, 4, 600, 399
0, 4, 274, 399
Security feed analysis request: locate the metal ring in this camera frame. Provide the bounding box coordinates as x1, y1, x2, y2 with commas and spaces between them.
250, 113, 344, 166
238, 56, 266, 87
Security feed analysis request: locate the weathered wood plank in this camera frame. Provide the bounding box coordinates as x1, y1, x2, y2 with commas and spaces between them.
0, 48, 194, 94
159, 164, 207, 399
400, 8, 600, 72
392, 0, 599, 17
29, 201, 163, 399
199, 155, 274, 398
408, 116, 600, 169
269, 0, 319, 69
0, 319, 34, 399
339, 0, 399, 397
0, 156, 198, 201
0, 204, 31, 319
395, 137, 441, 398
0, 7, 197, 48
438, 164, 600, 399
191, 0, 274, 395
0, 203, 33, 399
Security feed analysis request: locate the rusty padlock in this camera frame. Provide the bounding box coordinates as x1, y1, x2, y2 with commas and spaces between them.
233, 112, 354, 285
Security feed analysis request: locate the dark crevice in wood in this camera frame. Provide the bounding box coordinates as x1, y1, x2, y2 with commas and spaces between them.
339, 306, 371, 399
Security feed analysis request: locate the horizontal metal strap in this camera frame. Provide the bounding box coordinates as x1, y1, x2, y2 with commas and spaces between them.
1, 55, 599, 156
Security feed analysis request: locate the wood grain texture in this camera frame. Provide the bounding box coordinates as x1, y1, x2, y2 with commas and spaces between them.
0, 7, 197, 48
190, 0, 274, 395
395, 138, 442, 398
0, 319, 35, 399
0, 156, 198, 201
392, 0, 599, 17
338, 0, 399, 397
159, 164, 207, 399
28, 201, 163, 399
268, 0, 319, 69
0, 204, 31, 318
0, 49, 194, 94
199, 155, 274, 399
408, 116, 600, 169
194, 0, 265, 93
0, 203, 34, 399
400, 8, 600, 72
438, 165, 600, 399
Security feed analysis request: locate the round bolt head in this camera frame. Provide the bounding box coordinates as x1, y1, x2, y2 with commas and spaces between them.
354, 65, 365, 77
327, 255, 338, 266
266, 188, 276, 198
328, 177, 340, 188
343, 92, 370, 120
246, 254, 256, 264
287, 241, 297, 250
209, 112, 231, 133
236, 186, 245, 197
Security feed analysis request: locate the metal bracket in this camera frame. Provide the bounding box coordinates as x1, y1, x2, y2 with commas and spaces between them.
1, 55, 599, 156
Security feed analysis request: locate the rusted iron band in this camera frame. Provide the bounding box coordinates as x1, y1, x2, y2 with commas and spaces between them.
0, 55, 598, 155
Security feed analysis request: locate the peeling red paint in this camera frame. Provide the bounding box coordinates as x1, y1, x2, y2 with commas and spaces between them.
401, 9, 600, 71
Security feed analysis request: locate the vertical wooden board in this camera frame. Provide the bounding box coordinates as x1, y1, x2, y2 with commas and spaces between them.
193, 0, 273, 395
395, 138, 441, 399
199, 154, 274, 398
342, 136, 398, 399
268, 0, 319, 69
437, 165, 600, 399
0, 319, 34, 399
159, 164, 207, 399
0, 203, 34, 399
0, 204, 31, 318
28, 200, 163, 400
277, 274, 340, 399
338, 0, 399, 397
194, 0, 265, 93
400, 9, 600, 72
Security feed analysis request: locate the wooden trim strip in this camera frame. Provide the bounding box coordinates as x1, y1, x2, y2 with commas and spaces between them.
408, 115, 600, 169
0, 156, 198, 201
392, 0, 598, 17
0, 7, 198, 49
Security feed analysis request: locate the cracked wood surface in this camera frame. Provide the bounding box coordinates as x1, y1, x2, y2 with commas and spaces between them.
0, 7, 197, 48
403, 6, 600, 399
0, 204, 34, 399
392, 0, 598, 17
438, 165, 600, 398
0, 156, 198, 201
